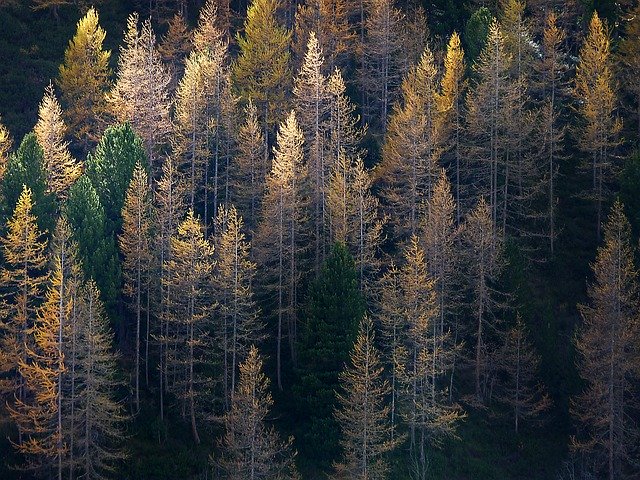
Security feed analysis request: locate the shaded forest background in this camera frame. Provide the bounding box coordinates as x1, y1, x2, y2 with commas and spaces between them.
0, 0, 639, 479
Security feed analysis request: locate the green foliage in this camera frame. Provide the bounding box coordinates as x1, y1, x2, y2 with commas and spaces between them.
85, 122, 146, 235
65, 174, 120, 315
295, 243, 364, 469
464, 7, 494, 62
2, 132, 56, 233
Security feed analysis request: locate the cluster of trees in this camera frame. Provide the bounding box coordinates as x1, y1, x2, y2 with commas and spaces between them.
0, 0, 639, 478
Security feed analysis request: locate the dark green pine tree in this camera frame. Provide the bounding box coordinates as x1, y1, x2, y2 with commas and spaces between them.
2, 133, 57, 233
295, 243, 365, 469
85, 123, 146, 236
65, 175, 120, 315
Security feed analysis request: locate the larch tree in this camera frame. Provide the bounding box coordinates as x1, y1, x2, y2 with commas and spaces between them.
333, 315, 398, 480
465, 19, 529, 243
9, 248, 66, 479
462, 197, 504, 402
191, 0, 236, 228
378, 47, 442, 242
34, 83, 82, 200
436, 32, 466, 225
233, 0, 292, 144
164, 210, 215, 444
293, 31, 330, 273
213, 205, 263, 408
573, 12, 621, 239
359, 0, 404, 133
396, 235, 463, 479
73, 279, 127, 480
0, 186, 48, 404
254, 110, 307, 391
327, 152, 384, 294
229, 100, 267, 235
118, 162, 153, 412
495, 315, 550, 434
158, 12, 192, 94
375, 263, 404, 441
153, 153, 186, 420
572, 201, 640, 480
292, 0, 354, 74
619, 2, 640, 141
216, 346, 299, 479
173, 49, 217, 216
57, 7, 111, 154
533, 11, 567, 255
420, 170, 460, 395
108, 13, 172, 176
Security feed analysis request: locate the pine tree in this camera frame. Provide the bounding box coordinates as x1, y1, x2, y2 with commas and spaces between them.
65, 175, 120, 316
573, 12, 621, 239
333, 315, 398, 479
436, 32, 466, 225
233, 0, 292, 143
295, 243, 364, 467
74, 280, 127, 480
294, 31, 330, 273
0, 116, 13, 180
118, 162, 153, 412
34, 83, 81, 199
164, 210, 215, 444
572, 201, 640, 480
85, 123, 146, 235
359, 0, 404, 132
213, 205, 263, 408
462, 197, 504, 402
254, 110, 307, 390
396, 235, 462, 478
2, 133, 57, 233
495, 316, 550, 433
0, 187, 48, 402
216, 346, 299, 479
229, 100, 267, 234
57, 7, 111, 155
379, 47, 441, 241
108, 13, 172, 175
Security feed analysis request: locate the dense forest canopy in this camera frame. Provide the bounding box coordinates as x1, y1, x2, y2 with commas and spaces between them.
0, 0, 639, 479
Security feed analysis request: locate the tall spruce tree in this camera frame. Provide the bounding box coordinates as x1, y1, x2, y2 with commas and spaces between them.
295, 243, 364, 468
